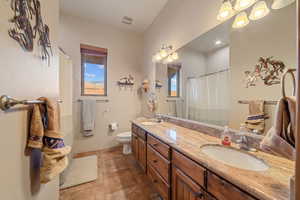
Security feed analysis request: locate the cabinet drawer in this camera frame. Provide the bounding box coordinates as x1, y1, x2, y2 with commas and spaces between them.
172, 150, 205, 188
148, 134, 170, 160
207, 172, 256, 200
147, 144, 170, 183
137, 128, 147, 141
147, 164, 170, 200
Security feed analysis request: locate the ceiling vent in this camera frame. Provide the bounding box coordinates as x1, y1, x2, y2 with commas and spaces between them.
122, 16, 133, 25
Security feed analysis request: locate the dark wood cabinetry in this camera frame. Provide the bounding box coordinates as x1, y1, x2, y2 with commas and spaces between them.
172, 166, 204, 200
131, 123, 258, 200
207, 172, 256, 200
132, 124, 147, 172
138, 137, 147, 171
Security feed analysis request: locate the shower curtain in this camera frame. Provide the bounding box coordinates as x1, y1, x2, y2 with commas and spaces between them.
186, 70, 230, 126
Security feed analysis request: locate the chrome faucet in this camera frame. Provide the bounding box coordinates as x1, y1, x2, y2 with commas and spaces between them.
237, 135, 251, 151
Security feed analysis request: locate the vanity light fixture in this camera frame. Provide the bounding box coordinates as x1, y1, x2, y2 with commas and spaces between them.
171, 52, 179, 60
234, 0, 257, 11
166, 55, 174, 63
217, 0, 235, 21
232, 11, 249, 28
152, 45, 179, 63
249, 1, 270, 20
271, 0, 295, 9
153, 53, 162, 62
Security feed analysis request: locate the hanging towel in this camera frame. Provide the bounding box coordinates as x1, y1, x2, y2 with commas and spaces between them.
260, 96, 296, 160
82, 99, 96, 137
245, 100, 265, 134
28, 97, 71, 183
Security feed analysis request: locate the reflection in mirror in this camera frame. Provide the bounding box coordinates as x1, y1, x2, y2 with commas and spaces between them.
155, 3, 296, 135
167, 64, 181, 97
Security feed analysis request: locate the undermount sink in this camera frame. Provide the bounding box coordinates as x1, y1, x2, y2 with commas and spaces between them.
141, 121, 159, 126
200, 144, 269, 171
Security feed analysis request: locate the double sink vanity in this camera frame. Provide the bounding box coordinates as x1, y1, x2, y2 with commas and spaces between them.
131, 119, 294, 200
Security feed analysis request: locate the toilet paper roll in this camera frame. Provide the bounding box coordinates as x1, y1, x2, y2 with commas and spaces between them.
109, 123, 118, 131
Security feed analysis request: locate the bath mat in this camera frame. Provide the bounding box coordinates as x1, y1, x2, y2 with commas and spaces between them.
60, 155, 98, 189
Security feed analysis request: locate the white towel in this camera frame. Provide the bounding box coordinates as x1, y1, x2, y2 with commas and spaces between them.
82, 100, 96, 137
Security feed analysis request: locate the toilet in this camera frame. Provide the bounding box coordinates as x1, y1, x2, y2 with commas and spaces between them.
116, 132, 132, 155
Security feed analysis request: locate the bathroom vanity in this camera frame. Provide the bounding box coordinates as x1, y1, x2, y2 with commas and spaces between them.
131, 120, 294, 200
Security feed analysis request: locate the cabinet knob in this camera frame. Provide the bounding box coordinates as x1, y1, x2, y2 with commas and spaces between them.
195, 192, 203, 198
153, 160, 158, 163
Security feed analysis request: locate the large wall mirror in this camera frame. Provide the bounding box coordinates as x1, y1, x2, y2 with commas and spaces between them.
155, 3, 296, 135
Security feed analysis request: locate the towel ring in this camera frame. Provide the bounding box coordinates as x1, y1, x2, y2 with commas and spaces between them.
281, 69, 296, 98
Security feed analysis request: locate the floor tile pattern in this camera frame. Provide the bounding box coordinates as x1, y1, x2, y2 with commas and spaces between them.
60, 146, 160, 200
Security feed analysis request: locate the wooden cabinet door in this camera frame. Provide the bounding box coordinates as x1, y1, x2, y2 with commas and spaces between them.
172, 167, 204, 200
138, 138, 147, 172
132, 133, 139, 161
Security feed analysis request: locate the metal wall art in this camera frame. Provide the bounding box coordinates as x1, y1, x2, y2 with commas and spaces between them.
244, 57, 286, 88
8, 0, 52, 65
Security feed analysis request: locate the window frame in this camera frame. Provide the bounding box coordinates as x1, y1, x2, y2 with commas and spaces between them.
80, 44, 108, 96
167, 64, 181, 98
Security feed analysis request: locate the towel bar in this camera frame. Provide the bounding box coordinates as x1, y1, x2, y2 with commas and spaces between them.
238, 100, 278, 105
0, 95, 63, 111
77, 99, 109, 103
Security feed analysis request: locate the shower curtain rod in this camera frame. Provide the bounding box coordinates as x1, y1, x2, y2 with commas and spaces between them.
187, 68, 230, 79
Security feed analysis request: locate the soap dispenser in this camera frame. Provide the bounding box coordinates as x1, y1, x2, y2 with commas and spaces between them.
221, 126, 231, 146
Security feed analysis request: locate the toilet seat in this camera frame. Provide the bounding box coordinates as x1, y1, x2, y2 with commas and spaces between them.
117, 132, 131, 139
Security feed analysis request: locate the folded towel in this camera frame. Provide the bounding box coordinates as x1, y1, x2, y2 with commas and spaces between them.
245, 100, 265, 134
82, 99, 96, 137
28, 97, 71, 183
260, 97, 296, 160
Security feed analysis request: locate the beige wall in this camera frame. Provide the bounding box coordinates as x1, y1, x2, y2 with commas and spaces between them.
0, 0, 60, 200
143, 0, 221, 85
59, 14, 144, 153
156, 46, 230, 117
229, 4, 297, 131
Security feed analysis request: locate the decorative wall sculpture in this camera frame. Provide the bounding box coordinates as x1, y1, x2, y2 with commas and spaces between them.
8, 0, 52, 65
244, 57, 286, 88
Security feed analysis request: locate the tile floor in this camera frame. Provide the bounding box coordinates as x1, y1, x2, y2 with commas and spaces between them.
59, 146, 160, 200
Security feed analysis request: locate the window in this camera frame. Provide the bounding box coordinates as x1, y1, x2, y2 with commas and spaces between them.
81, 44, 107, 96
168, 64, 181, 97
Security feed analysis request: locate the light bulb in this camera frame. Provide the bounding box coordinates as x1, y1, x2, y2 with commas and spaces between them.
166, 55, 173, 63
232, 12, 250, 28
271, 0, 295, 9
172, 52, 179, 60
234, 0, 257, 11
215, 40, 222, 45
154, 53, 162, 61
249, 1, 270, 20
217, 0, 235, 21
159, 49, 168, 58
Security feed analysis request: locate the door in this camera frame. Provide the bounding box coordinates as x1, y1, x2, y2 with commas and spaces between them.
172, 167, 204, 200
138, 138, 147, 172
132, 133, 139, 161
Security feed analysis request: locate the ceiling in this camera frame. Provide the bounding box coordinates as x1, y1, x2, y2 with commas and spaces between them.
185, 20, 231, 54
60, 0, 168, 33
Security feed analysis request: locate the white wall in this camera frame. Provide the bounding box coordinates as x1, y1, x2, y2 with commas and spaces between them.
156, 46, 230, 117
143, 0, 221, 85
229, 5, 297, 131
0, 0, 60, 200
205, 46, 230, 73
59, 14, 144, 153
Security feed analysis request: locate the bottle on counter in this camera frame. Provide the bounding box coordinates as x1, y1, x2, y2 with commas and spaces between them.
221, 126, 231, 146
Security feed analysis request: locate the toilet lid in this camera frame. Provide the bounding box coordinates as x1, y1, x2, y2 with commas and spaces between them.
117, 132, 131, 138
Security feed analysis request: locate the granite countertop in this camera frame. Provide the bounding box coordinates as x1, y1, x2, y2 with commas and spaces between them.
132, 119, 295, 200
